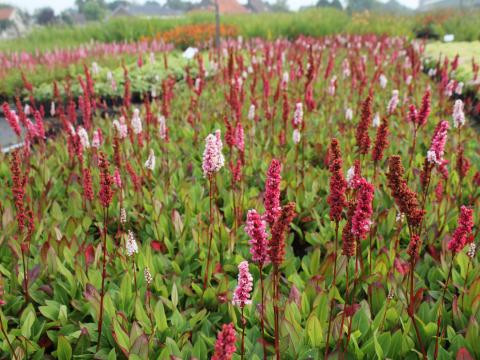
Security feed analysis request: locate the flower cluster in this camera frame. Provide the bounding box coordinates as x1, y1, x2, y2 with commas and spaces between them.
212, 323, 237, 360
427, 120, 449, 165
202, 130, 225, 177
98, 152, 114, 208
351, 178, 375, 239
356, 95, 372, 154
269, 202, 297, 266
387, 156, 425, 228
245, 209, 270, 265
327, 138, 347, 222
448, 206, 474, 253
232, 261, 253, 308
126, 230, 139, 256
372, 117, 389, 162
452, 99, 465, 128
263, 159, 282, 225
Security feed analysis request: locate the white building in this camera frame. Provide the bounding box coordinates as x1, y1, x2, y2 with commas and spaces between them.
0, 7, 27, 39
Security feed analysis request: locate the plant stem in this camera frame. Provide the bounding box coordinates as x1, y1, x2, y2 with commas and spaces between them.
325, 221, 339, 359
273, 266, 280, 360
259, 264, 267, 360
203, 176, 214, 289
434, 258, 454, 359
336, 258, 350, 352
0, 317, 18, 360
132, 258, 138, 301
97, 207, 109, 351
241, 307, 246, 360
21, 246, 29, 304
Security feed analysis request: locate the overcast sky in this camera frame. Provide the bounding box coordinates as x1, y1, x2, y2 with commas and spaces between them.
9, 0, 419, 13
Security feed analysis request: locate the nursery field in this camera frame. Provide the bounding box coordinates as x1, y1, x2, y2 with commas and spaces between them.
0, 33, 479, 360
425, 42, 480, 83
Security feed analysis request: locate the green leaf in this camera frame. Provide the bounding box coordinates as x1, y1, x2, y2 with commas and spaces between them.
171, 283, 178, 309
155, 301, 168, 333
57, 335, 72, 360
306, 316, 323, 347
373, 331, 384, 359
107, 349, 117, 360
21, 310, 35, 339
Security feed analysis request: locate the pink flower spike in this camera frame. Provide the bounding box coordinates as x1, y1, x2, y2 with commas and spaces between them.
113, 168, 122, 188
202, 130, 225, 177
232, 261, 253, 308
427, 120, 449, 165
263, 159, 282, 225
351, 178, 375, 239
448, 206, 474, 253
245, 209, 270, 265
212, 323, 236, 360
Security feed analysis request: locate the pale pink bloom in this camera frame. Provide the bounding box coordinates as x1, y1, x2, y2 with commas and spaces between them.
248, 104, 255, 121
77, 127, 90, 149
144, 149, 156, 171
114, 168, 122, 188
293, 102, 303, 128
131, 109, 142, 135
387, 90, 399, 115
50, 102, 56, 117
126, 230, 138, 256
345, 108, 353, 121
158, 115, 167, 140
92, 129, 102, 148
342, 58, 351, 78
232, 261, 253, 308
113, 117, 128, 139
452, 99, 465, 128
202, 131, 225, 177
328, 76, 337, 96
379, 74, 387, 88
293, 129, 301, 144
427, 120, 450, 164
372, 113, 380, 127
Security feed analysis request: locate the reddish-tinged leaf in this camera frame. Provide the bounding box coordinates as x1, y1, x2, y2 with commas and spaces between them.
427, 244, 440, 262
456, 348, 474, 360
84, 244, 94, 267
345, 303, 360, 317
151, 240, 165, 252
214, 262, 223, 274
394, 258, 409, 276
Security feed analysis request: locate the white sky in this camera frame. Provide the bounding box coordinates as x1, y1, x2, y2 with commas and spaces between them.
9, 0, 419, 13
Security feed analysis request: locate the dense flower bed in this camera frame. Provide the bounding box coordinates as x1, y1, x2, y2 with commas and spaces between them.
0, 35, 479, 359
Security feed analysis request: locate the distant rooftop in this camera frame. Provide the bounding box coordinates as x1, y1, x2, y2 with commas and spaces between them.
0, 7, 15, 21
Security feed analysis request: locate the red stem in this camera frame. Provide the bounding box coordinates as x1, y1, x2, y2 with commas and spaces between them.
203, 176, 214, 289
97, 207, 109, 351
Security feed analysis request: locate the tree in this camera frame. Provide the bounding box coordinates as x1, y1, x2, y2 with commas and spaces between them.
317, 0, 343, 9
347, 0, 377, 12
35, 7, 56, 25
76, 0, 106, 21
166, 0, 190, 11
270, 0, 289, 12
107, 1, 130, 11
